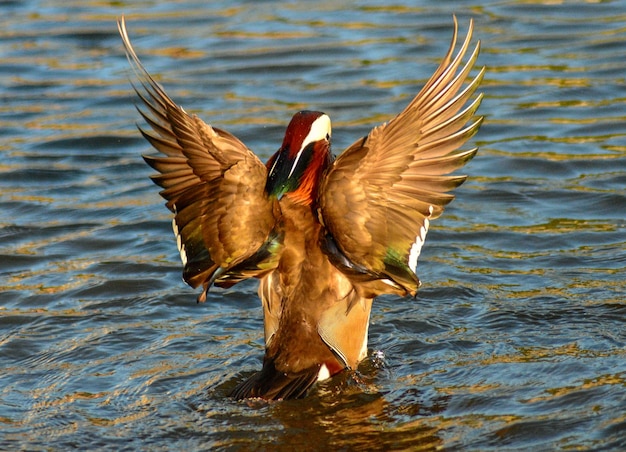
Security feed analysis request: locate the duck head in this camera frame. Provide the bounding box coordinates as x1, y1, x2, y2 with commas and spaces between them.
265, 110, 333, 206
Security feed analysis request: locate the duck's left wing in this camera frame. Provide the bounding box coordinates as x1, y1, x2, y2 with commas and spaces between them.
119, 18, 278, 301
318, 17, 484, 296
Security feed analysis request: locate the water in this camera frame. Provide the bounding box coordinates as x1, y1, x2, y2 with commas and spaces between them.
1, 0, 625, 450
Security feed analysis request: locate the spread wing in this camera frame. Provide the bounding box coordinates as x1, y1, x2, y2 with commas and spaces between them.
319, 17, 484, 296
118, 17, 278, 302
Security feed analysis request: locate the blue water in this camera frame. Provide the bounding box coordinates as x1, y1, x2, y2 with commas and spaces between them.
1, 1, 625, 450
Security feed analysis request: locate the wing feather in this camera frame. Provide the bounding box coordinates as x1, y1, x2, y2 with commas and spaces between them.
319, 17, 484, 295
118, 17, 277, 300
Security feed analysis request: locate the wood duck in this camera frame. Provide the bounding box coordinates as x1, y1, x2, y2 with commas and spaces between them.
118, 16, 484, 401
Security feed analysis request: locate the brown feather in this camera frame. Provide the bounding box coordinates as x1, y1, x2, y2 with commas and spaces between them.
118, 17, 278, 294
319, 16, 483, 294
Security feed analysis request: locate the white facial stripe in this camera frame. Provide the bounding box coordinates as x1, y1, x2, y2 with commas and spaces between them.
288, 114, 331, 178
268, 152, 280, 176
408, 206, 434, 272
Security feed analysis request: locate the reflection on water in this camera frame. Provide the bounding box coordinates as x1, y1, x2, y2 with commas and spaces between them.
1, 0, 625, 450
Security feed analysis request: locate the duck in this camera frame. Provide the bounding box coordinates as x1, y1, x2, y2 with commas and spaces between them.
117, 16, 484, 401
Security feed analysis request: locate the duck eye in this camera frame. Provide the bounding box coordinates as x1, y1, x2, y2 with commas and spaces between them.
325, 133, 330, 141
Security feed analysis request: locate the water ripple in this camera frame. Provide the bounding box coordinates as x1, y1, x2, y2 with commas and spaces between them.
0, 1, 625, 450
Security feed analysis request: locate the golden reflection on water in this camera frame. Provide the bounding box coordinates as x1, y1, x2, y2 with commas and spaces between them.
268, 389, 444, 450
526, 371, 625, 403
0, 2, 624, 450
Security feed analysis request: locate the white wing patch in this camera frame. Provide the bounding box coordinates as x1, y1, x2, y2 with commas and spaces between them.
408, 205, 434, 273
172, 217, 188, 266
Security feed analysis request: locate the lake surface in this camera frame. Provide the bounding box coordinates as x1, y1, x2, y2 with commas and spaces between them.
1, 0, 625, 450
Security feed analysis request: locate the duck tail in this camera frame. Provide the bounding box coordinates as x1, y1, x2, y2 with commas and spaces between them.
230, 358, 321, 401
